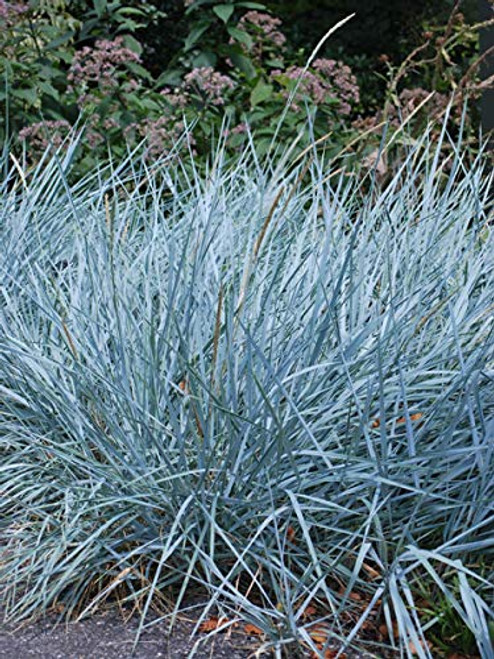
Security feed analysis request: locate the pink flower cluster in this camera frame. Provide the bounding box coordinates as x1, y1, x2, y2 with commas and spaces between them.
141, 67, 236, 159
398, 87, 450, 117
160, 68, 235, 113
232, 11, 286, 63
68, 36, 141, 107
183, 67, 235, 106
125, 118, 196, 158
312, 59, 360, 114
271, 58, 359, 117
159, 87, 189, 109
222, 122, 249, 140
0, 0, 27, 26
237, 11, 286, 47
18, 120, 71, 156
231, 122, 248, 135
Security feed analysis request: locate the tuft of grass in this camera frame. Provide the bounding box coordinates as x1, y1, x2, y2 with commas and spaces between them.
0, 125, 493, 658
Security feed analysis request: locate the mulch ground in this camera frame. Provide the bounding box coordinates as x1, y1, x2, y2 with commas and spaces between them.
0, 606, 261, 659
0, 603, 382, 659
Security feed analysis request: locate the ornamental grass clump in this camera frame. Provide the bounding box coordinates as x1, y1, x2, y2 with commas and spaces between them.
0, 126, 493, 657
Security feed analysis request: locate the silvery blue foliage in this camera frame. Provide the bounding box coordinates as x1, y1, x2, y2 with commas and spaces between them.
0, 129, 493, 657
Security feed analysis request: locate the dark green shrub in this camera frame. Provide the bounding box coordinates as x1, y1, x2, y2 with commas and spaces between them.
1, 0, 492, 173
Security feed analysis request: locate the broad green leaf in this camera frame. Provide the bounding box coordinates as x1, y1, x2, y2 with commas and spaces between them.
154, 69, 183, 88
250, 79, 273, 107
122, 35, 143, 56
266, 58, 285, 68
126, 62, 152, 81
44, 31, 75, 51
12, 88, 38, 105
227, 26, 253, 49
238, 2, 266, 8
213, 4, 234, 23
192, 51, 218, 68
138, 97, 162, 112
115, 7, 148, 16
94, 0, 107, 18
228, 51, 256, 79
38, 81, 59, 100
184, 22, 211, 51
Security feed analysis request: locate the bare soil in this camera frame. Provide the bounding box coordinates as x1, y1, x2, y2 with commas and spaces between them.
0, 606, 260, 659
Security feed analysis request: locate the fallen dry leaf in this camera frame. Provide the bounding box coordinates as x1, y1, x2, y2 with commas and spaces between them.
244, 623, 264, 636
378, 623, 388, 638
371, 412, 423, 428
397, 412, 423, 425
199, 616, 230, 632
409, 639, 432, 655
362, 562, 380, 580
308, 624, 332, 645
348, 591, 362, 601
310, 650, 346, 659
338, 587, 362, 601
378, 622, 399, 639
287, 526, 296, 543
301, 604, 317, 619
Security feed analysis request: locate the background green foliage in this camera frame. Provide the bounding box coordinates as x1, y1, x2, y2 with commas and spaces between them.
0, 0, 491, 170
